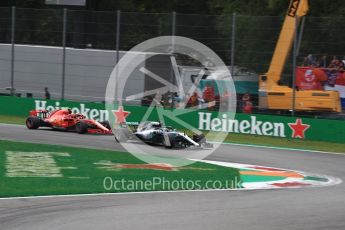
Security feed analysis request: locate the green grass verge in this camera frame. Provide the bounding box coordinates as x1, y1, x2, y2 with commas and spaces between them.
185, 130, 345, 154
0, 140, 240, 198
0, 115, 24, 125
222, 133, 345, 153
0, 114, 344, 154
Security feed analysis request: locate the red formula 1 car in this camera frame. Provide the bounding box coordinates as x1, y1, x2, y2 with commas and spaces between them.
25, 109, 112, 134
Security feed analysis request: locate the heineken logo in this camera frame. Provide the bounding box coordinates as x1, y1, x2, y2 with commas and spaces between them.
198, 112, 310, 139
34, 100, 109, 122
34, 100, 311, 139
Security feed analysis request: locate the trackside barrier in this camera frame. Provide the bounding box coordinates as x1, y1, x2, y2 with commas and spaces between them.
0, 96, 344, 143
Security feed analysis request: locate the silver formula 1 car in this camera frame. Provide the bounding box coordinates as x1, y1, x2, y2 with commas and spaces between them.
114, 121, 213, 149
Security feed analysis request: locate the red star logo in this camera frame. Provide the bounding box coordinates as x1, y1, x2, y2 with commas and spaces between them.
288, 118, 310, 139
112, 106, 130, 124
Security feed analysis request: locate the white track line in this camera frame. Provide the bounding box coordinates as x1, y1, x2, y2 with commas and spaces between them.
211, 141, 345, 156
0, 185, 322, 201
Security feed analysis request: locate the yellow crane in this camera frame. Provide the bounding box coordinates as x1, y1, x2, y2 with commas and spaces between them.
259, 0, 341, 112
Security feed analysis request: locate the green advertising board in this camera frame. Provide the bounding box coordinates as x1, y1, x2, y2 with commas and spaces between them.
0, 96, 344, 143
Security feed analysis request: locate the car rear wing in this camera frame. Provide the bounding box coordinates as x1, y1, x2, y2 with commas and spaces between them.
29, 109, 49, 118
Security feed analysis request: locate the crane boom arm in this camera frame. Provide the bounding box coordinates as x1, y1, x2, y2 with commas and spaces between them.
266, 0, 309, 85
259, 0, 341, 113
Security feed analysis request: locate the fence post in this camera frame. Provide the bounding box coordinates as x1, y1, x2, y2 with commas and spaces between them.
115, 10, 121, 104
171, 11, 176, 52
116, 10, 120, 64
10, 6, 16, 96
61, 8, 67, 100
230, 13, 236, 77
291, 17, 298, 116
296, 17, 305, 57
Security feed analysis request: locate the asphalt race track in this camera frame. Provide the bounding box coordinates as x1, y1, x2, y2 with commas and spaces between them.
0, 123, 345, 230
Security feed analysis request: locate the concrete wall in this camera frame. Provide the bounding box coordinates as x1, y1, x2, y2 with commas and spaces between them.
0, 43, 258, 104
0, 44, 147, 103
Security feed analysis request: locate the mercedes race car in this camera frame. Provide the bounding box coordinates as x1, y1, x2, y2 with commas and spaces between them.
114, 121, 213, 149
26, 109, 112, 134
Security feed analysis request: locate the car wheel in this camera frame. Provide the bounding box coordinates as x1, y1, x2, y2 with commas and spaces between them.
76, 121, 88, 134
173, 136, 190, 148
193, 133, 206, 144
164, 143, 173, 149
26, 116, 41, 129
174, 138, 185, 148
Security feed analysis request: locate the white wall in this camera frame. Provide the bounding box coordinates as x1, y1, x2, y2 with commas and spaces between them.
0, 44, 146, 103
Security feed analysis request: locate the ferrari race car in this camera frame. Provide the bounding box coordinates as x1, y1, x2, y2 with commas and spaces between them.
114, 121, 213, 149
25, 109, 112, 134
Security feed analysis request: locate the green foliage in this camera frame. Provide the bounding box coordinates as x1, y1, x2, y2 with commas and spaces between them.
3, 0, 345, 74
3, 0, 345, 17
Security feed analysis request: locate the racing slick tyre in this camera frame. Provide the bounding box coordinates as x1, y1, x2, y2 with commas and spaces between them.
164, 142, 173, 149
100, 120, 111, 130
76, 121, 88, 134
114, 128, 130, 143
172, 136, 190, 148
192, 133, 206, 144
26, 116, 41, 129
